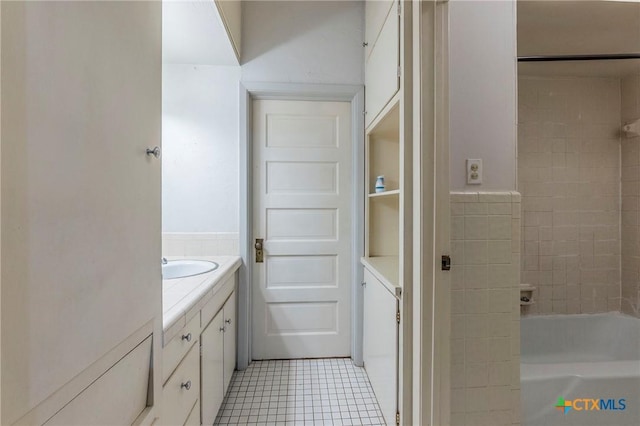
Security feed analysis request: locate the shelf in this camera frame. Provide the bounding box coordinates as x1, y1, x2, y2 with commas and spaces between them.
368, 189, 400, 198
520, 284, 535, 306
361, 256, 401, 298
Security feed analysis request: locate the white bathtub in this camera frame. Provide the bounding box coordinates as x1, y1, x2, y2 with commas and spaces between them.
521, 313, 640, 426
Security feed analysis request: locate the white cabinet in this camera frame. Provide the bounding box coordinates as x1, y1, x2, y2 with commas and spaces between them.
201, 309, 225, 426
163, 315, 201, 384
161, 270, 238, 426
184, 400, 200, 426
201, 290, 237, 425
162, 343, 200, 426
214, 0, 242, 61
365, 0, 399, 127
45, 337, 153, 426
363, 268, 399, 426
2, 2, 162, 423
365, 0, 394, 60
362, 0, 411, 422
223, 291, 237, 395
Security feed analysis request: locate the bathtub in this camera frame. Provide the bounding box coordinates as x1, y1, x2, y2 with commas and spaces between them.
521, 313, 640, 426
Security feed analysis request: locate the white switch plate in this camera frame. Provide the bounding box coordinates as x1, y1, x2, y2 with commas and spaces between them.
466, 159, 482, 185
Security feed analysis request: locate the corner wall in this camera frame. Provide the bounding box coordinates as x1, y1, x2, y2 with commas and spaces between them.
162, 64, 241, 233
622, 73, 640, 317
448, 1, 520, 424
449, 0, 517, 191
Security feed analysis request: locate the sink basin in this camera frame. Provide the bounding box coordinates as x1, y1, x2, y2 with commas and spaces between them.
162, 260, 219, 280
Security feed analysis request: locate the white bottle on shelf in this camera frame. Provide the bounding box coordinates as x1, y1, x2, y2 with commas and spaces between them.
375, 175, 385, 193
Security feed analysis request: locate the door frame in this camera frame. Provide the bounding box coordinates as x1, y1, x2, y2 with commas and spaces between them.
0, 4, 3, 421
412, 1, 451, 425
238, 82, 364, 370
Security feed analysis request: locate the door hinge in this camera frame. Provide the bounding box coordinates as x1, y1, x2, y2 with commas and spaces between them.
396, 309, 400, 324
442, 255, 451, 271
397, 66, 401, 78
397, 1, 401, 15
396, 411, 400, 425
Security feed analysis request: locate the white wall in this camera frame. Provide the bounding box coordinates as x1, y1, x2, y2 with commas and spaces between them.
449, 0, 517, 191
162, 64, 241, 232
241, 0, 364, 85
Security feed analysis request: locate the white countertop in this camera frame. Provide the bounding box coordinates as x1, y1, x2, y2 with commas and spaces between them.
162, 255, 242, 333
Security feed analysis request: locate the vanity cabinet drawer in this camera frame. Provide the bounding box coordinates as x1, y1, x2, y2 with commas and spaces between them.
163, 313, 200, 384
162, 343, 200, 426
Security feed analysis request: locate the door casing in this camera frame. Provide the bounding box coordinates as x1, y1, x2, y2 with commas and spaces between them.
238, 82, 365, 370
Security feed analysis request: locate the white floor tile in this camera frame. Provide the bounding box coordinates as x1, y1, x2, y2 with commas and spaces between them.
214, 359, 386, 426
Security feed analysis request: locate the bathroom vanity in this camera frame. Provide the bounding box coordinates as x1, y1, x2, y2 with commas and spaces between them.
161, 256, 241, 426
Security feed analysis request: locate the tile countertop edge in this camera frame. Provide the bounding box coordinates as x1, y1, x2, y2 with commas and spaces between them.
162, 256, 242, 339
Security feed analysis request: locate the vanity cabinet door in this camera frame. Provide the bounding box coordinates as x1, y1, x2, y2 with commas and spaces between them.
363, 268, 398, 426
223, 291, 237, 395
201, 309, 225, 426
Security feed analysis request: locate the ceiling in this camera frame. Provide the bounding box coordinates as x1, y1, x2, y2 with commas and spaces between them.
517, 0, 640, 77
162, 1, 238, 66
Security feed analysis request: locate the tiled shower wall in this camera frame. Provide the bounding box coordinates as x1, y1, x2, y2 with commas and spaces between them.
450, 192, 521, 426
518, 77, 622, 315
622, 73, 640, 317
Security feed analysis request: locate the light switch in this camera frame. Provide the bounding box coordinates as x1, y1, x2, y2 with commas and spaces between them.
466, 159, 482, 185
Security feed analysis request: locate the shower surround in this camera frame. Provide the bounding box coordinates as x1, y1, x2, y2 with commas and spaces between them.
518, 76, 622, 315
621, 73, 640, 317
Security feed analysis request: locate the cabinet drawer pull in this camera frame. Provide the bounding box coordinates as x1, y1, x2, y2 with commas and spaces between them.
219, 326, 225, 332
181, 380, 192, 390
181, 333, 192, 342
225, 318, 232, 325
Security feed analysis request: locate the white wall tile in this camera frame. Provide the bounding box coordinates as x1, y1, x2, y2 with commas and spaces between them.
518, 76, 623, 316
450, 191, 520, 423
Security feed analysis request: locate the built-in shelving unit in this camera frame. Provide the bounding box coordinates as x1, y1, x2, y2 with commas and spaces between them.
360, 1, 411, 425
363, 95, 402, 291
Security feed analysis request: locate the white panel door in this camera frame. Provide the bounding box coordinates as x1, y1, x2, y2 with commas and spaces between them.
252, 100, 352, 359
1, 2, 161, 422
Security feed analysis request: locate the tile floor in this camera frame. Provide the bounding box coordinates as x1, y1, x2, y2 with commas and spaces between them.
214, 358, 386, 426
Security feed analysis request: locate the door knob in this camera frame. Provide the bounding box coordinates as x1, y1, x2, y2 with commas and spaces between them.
181, 380, 192, 390
255, 238, 264, 263
146, 146, 161, 159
